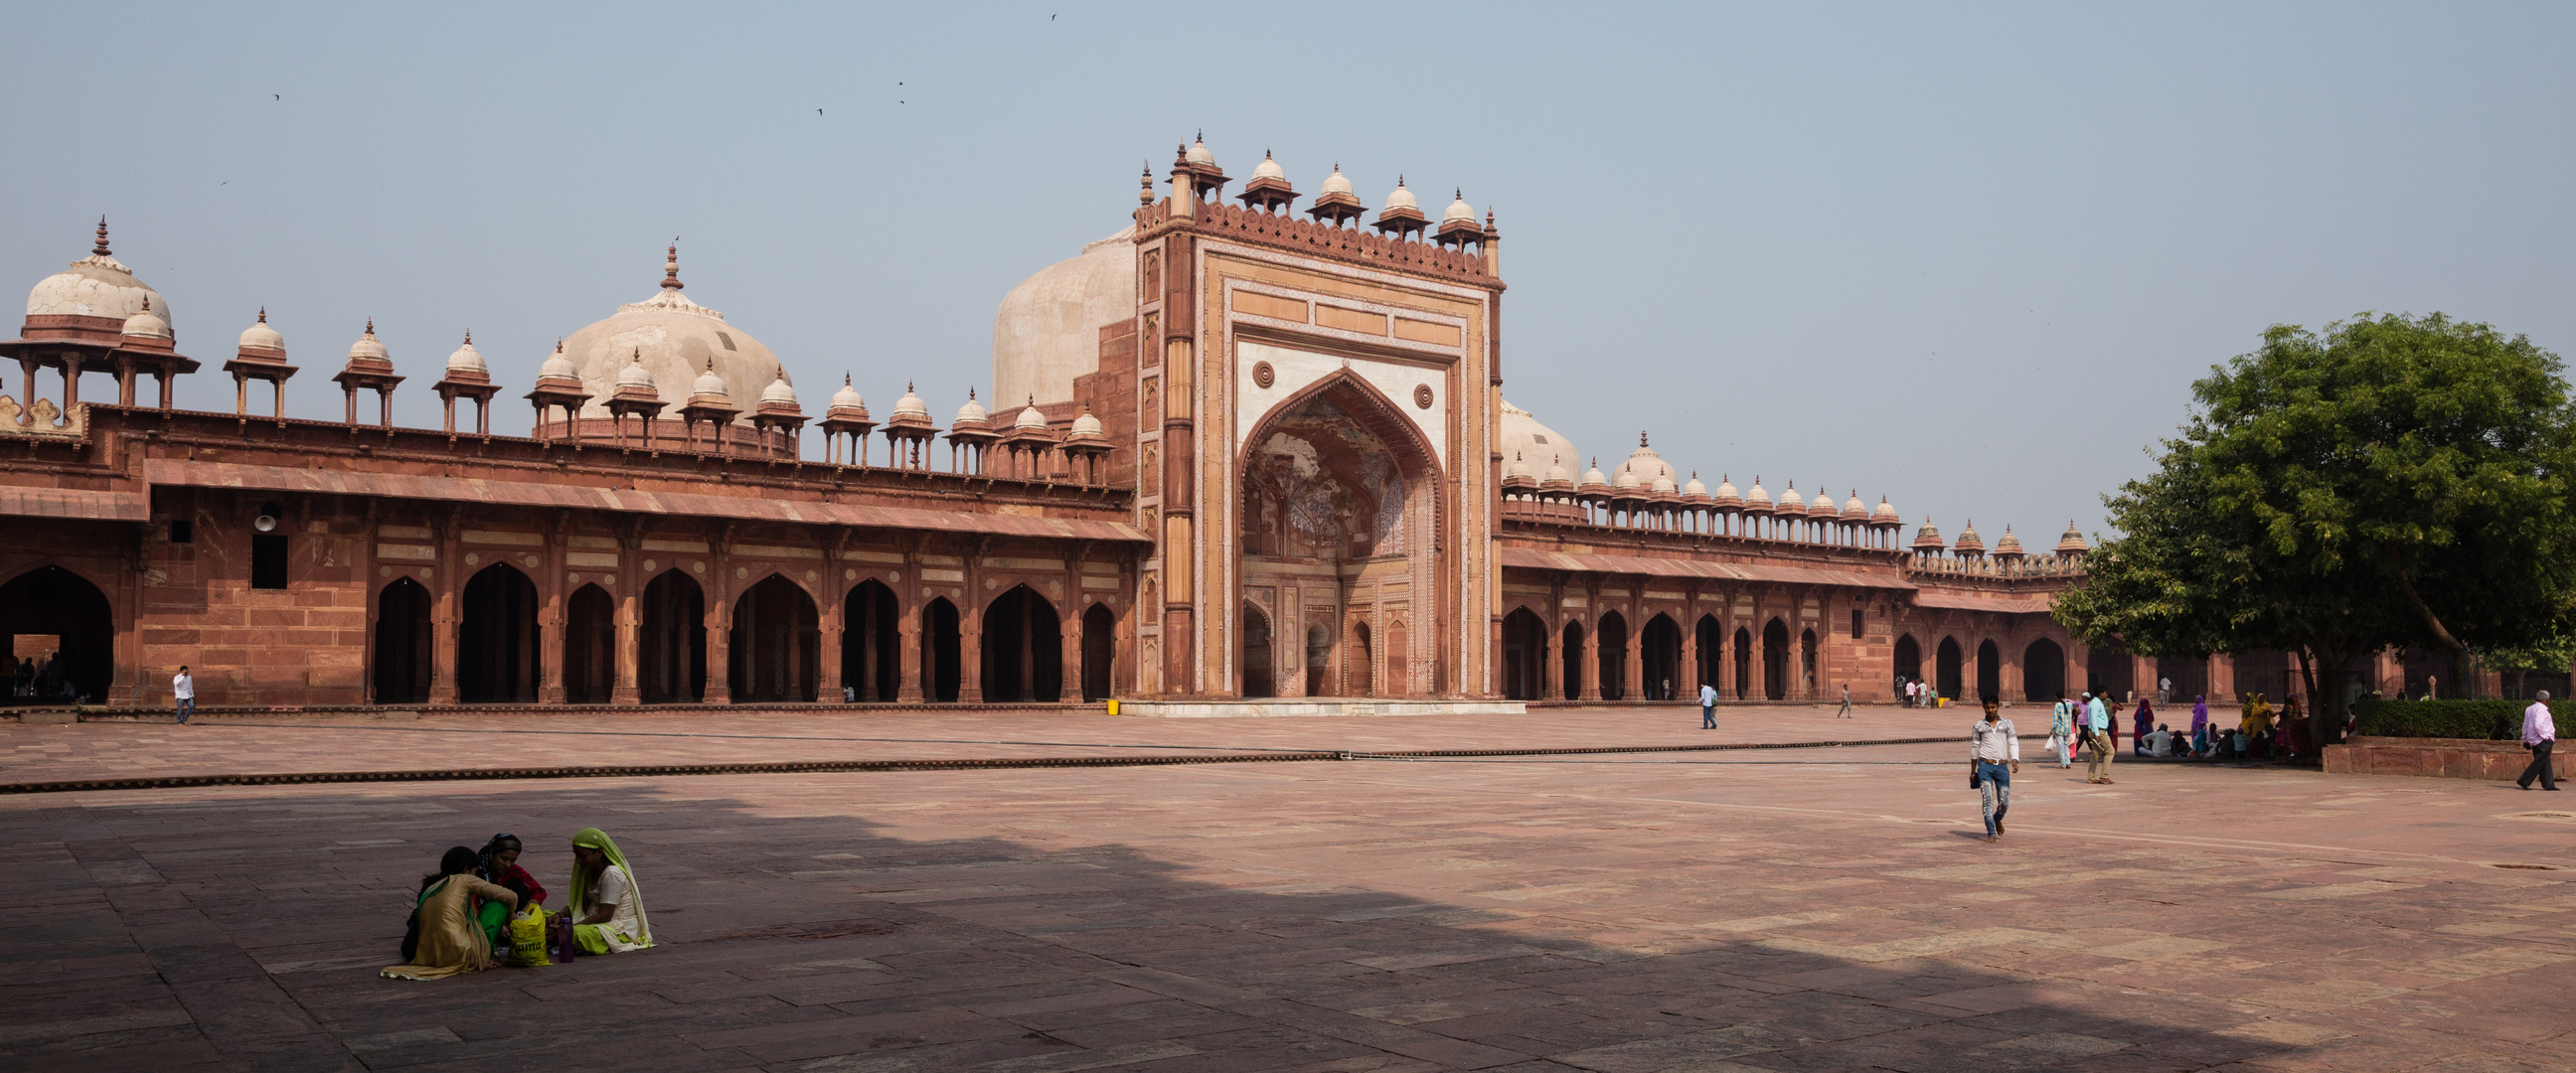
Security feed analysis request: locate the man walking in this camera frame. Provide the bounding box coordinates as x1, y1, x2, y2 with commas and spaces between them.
2520, 690, 2559, 791
1836, 684, 1852, 718
173, 665, 194, 724
2084, 690, 2116, 784
1970, 697, 2019, 842
2048, 691, 2075, 769
1699, 681, 1718, 729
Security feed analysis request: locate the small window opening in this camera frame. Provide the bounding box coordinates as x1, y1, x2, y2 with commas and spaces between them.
168, 519, 194, 544
1850, 609, 1864, 640
251, 535, 289, 589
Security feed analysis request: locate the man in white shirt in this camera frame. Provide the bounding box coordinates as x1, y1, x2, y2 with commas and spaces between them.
2147, 724, 2174, 756
1698, 682, 1718, 729
1970, 697, 2019, 842
1836, 684, 1852, 718
2520, 690, 2559, 791
172, 666, 194, 724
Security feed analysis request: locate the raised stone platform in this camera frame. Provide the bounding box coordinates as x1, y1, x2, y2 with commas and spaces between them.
1115, 697, 1529, 718
2323, 734, 2568, 781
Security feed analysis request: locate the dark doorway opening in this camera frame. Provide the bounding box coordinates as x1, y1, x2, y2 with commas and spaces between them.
1307, 623, 1333, 697
1503, 608, 1547, 701
1349, 622, 1373, 697
2091, 643, 2137, 699
640, 569, 707, 703
730, 575, 819, 703
922, 598, 961, 701
1976, 639, 2002, 701
1081, 604, 1116, 700
841, 579, 900, 701
1641, 614, 1681, 700
1800, 628, 1819, 698
1695, 615, 1723, 698
982, 585, 1062, 702
2023, 638, 2065, 702
1596, 612, 1629, 701
1894, 634, 1922, 697
1242, 603, 1275, 698
1935, 636, 1963, 700
2155, 656, 2207, 703
1560, 622, 1583, 700
1734, 626, 1753, 700
563, 583, 615, 704
458, 564, 540, 703
373, 577, 430, 704
1762, 619, 1789, 700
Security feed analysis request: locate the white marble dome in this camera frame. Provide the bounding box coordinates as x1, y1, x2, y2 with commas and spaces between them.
993, 225, 1136, 407
538, 341, 578, 382
830, 376, 864, 412
1505, 453, 1533, 481
445, 333, 485, 374
1776, 483, 1804, 513
1251, 151, 1285, 181
1581, 459, 1608, 487
1614, 437, 1676, 488
1320, 165, 1354, 195
1384, 180, 1417, 212
615, 352, 656, 389
1744, 477, 1771, 509
954, 390, 988, 426
348, 322, 389, 363
892, 383, 929, 419
1684, 473, 1707, 497
27, 226, 167, 329
239, 311, 283, 354
1013, 399, 1046, 429
691, 361, 732, 401
1497, 400, 1582, 487
120, 297, 170, 341
1443, 192, 1476, 224
1613, 468, 1642, 490
760, 372, 797, 405
1651, 473, 1678, 495
561, 248, 785, 425
1069, 409, 1103, 437
1185, 135, 1215, 167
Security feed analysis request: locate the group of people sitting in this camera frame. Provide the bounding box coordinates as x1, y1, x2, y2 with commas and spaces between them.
2121, 693, 2305, 759
10, 653, 79, 701
381, 828, 652, 981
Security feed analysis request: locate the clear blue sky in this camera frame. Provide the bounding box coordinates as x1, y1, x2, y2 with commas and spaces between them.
6, 3, 2569, 543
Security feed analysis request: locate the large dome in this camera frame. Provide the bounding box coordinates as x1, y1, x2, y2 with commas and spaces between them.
1498, 399, 1582, 483
993, 225, 1136, 406
26, 223, 167, 331
561, 248, 784, 424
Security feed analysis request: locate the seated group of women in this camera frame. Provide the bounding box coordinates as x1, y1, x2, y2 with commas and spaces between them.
381, 828, 653, 981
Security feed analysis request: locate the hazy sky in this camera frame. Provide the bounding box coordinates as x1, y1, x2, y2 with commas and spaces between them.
6, 3, 2569, 543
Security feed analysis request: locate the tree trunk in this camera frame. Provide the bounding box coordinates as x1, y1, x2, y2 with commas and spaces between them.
2385, 541, 2472, 700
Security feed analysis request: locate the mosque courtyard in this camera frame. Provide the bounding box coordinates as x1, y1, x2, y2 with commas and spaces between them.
3, 706, 2570, 1073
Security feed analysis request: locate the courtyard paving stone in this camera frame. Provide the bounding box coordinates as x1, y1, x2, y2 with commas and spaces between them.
0, 712, 2570, 1071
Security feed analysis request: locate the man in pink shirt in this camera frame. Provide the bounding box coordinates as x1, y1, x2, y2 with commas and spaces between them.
2519, 691, 2558, 792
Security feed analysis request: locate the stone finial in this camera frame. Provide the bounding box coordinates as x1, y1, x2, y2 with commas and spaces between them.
662, 244, 683, 290
93, 216, 110, 256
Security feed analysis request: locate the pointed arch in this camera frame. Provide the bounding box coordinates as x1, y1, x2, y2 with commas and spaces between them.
730, 573, 819, 703
459, 563, 540, 703
1976, 638, 2003, 701
1235, 368, 1443, 486
640, 568, 707, 702
1560, 620, 1585, 700
1936, 636, 1964, 700
1596, 611, 1629, 701
563, 583, 616, 704
982, 584, 1062, 702
1694, 614, 1724, 698
1242, 602, 1275, 697
1641, 613, 1681, 701
1762, 618, 1789, 700
1503, 607, 1547, 701
2023, 638, 2066, 702
922, 597, 962, 702
1734, 625, 1754, 699
372, 577, 431, 705
1081, 603, 1117, 701
1893, 633, 1923, 694
842, 578, 900, 702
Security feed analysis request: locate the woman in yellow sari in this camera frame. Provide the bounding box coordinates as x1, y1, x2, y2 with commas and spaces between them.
2241, 693, 2275, 759
566, 828, 653, 955
383, 846, 519, 980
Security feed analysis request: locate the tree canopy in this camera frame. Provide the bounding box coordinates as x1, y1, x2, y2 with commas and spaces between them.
2055, 312, 2576, 728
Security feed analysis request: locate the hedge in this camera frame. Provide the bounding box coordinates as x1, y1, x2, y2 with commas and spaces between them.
2348, 698, 2550, 740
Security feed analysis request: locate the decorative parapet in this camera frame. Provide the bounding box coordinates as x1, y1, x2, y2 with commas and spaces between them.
0, 396, 83, 438
1134, 200, 1496, 286
1903, 553, 2085, 581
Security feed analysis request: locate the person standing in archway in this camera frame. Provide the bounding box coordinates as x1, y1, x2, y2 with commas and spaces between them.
172, 666, 194, 724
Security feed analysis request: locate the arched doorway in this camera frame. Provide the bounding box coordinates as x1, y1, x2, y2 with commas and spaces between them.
1976, 639, 2002, 701
1641, 615, 1681, 700
842, 579, 899, 702
730, 574, 819, 703
1349, 621, 1373, 697
1383, 620, 1408, 696
563, 584, 615, 704
2088, 643, 2134, 698
1935, 637, 1963, 700
1800, 628, 1819, 699
1306, 622, 1333, 696
1242, 603, 1275, 698
2023, 638, 2065, 701
1893, 634, 1922, 696
1560, 621, 1584, 700
981, 585, 1061, 702
1502, 608, 1547, 701
1596, 612, 1629, 700
1762, 619, 1789, 700
640, 569, 706, 703
1695, 615, 1723, 697
373, 577, 430, 704
921, 598, 961, 701
2155, 655, 2206, 702
458, 564, 539, 703
1081, 604, 1116, 700
1734, 625, 1753, 699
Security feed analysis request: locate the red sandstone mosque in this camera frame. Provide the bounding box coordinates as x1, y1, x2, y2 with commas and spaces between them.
11, 138, 2321, 715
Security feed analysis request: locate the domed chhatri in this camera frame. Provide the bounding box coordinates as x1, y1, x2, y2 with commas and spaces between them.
445, 331, 486, 375
891, 381, 930, 420
760, 371, 798, 406
1308, 162, 1366, 226
345, 319, 391, 368
120, 295, 172, 343
1615, 431, 1676, 489
953, 387, 989, 429
537, 339, 578, 383
238, 307, 284, 357
1742, 476, 1771, 512
829, 375, 866, 416
26, 218, 169, 334
1993, 526, 2027, 562
1013, 395, 1048, 430
691, 359, 734, 404
1373, 176, 1429, 239
1443, 190, 1477, 225
1184, 132, 1216, 167
1541, 454, 1574, 491
431, 331, 500, 436
557, 244, 789, 432
2056, 520, 2090, 557
1953, 519, 1986, 557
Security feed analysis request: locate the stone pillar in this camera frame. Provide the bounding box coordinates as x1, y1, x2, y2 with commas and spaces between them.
2207, 653, 2237, 704
959, 609, 985, 702
897, 602, 923, 701
1059, 616, 1082, 704
1624, 611, 1646, 701
612, 588, 641, 705
819, 563, 846, 702
703, 590, 732, 704
428, 522, 459, 704
1580, 617, 1602, 701
2001, 636, 2023, 705
539, 587, 565, 704
1681, 599, 1700, 697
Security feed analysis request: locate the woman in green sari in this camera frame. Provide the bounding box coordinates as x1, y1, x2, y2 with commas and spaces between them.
565, 828, 653, 955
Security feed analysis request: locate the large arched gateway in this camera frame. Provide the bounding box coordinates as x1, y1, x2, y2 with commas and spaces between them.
1, 565, 113, 704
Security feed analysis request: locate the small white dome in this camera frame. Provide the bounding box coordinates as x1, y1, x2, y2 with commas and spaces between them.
1874, 497, 1900, 522
955, 390, 987, 425
120, 296, 170, 340
1650, 473, 1678, 494
893, 383, 928, 418
1185, 135, 1214, 167
830, 376, 864, 412
1443, 191, 1476, 224
1321, 165, 1354, 195
1613, 468, 1642, 490
1543, 455, 1572, 484
239, 310, 283, 353
1744, 478, 1772, 509
1684, 473, 1707, 497
1070, 408, 1103, 436
1581, 459, 1608, 486
692, 361, 732, 400
1777, 483, 1804, 512
1714, 475, 1740, 502
445, 333, 485, 374
1251, 151, 1285, 181
1383, 179, 1417, 212
348, 321, 389, 362
1013, 398, 1046, 430
760, 372, 797, 405
539, 340, 577, 381
615, 352, 656, 388
1505, 453, 1532, 480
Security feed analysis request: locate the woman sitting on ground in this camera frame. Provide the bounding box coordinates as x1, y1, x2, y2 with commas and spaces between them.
383, 846, 519, 980
474, 834, 546, 950
565, 828, 653, 955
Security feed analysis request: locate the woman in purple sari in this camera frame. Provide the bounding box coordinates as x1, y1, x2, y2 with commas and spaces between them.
2133, 697, 2156, 756
2189, 695, 2210, 757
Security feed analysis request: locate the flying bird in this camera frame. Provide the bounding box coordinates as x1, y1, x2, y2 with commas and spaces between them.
272, 93, 278, 100
817, 108, 823, 115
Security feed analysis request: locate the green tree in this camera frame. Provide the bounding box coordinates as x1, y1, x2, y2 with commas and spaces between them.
2056, 313, 2576, 739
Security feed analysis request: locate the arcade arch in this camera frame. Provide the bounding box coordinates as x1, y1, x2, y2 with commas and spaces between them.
1502, 608, 1547, 701
2024, 638, 2065, 701
1935, 636, 1963, 700
373, 577, 430, 704
730, 574, 819, 703
1641, 614, 1681, 700
982, 585, 1061, 702
1977, 639, 2002, 701
458, 563, 539, 703
640, 569, 707, 703
1080, 604, 1116, 701
563, 583, 615, 704
1761, 619, 1789, 700
841, 579, 900, 702
1596, 611, 1628, 700
921, 598, 962, 702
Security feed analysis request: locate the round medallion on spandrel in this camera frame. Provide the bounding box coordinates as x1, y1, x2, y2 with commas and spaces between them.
1252, 361, 1275, 388
1413, 384, 1434, 409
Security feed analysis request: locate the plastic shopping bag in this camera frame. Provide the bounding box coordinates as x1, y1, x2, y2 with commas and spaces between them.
506, 907, 553, 967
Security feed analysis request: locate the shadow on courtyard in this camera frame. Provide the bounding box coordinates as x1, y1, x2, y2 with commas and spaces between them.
0, 779, 2378, 1073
